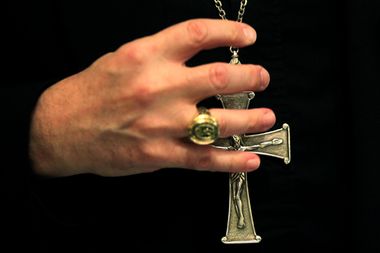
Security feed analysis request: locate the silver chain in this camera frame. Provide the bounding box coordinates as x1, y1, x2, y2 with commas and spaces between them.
213, 0, 248, 57
213, 0, 248, 22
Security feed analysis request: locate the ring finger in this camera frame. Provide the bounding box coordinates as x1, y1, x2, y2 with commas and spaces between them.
172, 107, 276, 138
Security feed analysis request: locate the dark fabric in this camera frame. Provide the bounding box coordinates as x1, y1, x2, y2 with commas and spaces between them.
2, 0, 380, 252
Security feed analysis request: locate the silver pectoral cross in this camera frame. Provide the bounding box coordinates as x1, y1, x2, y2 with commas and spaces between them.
213, 54, 291, 244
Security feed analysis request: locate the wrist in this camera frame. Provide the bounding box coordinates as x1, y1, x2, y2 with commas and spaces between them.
28, 83, 86, 177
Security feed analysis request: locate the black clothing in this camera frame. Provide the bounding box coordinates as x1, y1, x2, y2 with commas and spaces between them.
2, 0, 380, 252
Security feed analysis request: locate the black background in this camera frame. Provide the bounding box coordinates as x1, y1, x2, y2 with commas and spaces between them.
2, 0, 380, 252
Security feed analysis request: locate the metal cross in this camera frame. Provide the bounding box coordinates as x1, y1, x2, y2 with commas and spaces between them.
213, 55, 291, 244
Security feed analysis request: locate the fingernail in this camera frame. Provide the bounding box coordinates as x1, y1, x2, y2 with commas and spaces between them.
243, 27, 256, 43
260, 68, 270, 89
246, 158, 260, 170
263, 110, 276, 127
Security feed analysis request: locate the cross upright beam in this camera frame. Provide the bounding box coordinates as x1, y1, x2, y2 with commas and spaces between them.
213, 91, 291, 244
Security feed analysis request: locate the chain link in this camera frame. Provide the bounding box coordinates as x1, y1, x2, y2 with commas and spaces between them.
213, 0, 248, 22
237, 0, 248, 22
213, 0, 248, 57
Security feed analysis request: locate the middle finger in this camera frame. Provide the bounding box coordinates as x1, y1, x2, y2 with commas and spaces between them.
180, 62, 270, 102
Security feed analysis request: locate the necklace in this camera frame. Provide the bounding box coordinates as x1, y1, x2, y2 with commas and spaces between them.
213, 0, 248, 64
211, 0, 292, 245
212, 1, 262, 244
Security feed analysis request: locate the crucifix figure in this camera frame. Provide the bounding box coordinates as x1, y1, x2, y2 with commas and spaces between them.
213, 54, 291, 244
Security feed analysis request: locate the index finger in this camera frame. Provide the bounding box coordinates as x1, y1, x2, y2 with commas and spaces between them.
154, 19, 257, 62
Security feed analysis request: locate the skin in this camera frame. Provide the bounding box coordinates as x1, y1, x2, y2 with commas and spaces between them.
29, 19, 276, 177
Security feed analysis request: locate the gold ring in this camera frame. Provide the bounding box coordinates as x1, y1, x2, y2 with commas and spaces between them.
188, 107, 219, 145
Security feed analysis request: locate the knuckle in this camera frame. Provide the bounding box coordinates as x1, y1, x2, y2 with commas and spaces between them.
230, 23, 242, 43
91, 52, 121, 75
231, 29, 240, 43
230, 155, 250, 172
135, 86, 153, 106
91, 52, 114, 68
130, 84, 157, 107
196, 154, 212, 169
224, 158, 237, 172
246, 109, 260, 125
209, 64, 229, 91
247, 110, 276, 133
186, 20, 208, 47
138, 142, 159, 162
249, 65, 263, 89
248, 112, 260, 128
186, 149, 213, 169
217, 115, 228, 137
117, 41, 149, 65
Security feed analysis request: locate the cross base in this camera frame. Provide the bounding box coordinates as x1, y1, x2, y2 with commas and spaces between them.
221, 172, 261, 244
222, 236, 262, 244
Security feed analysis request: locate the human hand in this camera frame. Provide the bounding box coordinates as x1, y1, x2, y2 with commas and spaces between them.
29, 19, 275, 177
